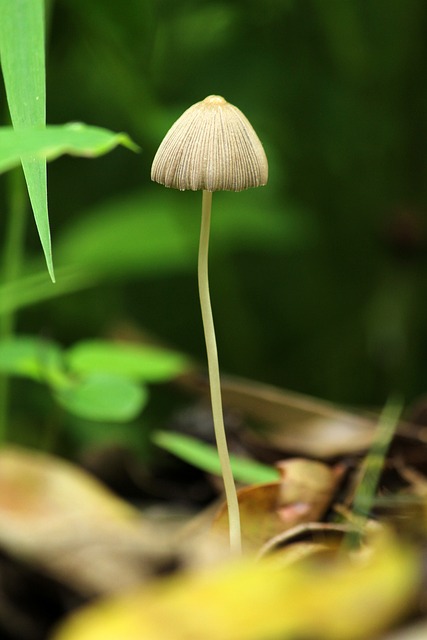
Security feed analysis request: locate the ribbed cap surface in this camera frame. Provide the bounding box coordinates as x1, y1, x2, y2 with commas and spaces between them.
151, 95, 268, 192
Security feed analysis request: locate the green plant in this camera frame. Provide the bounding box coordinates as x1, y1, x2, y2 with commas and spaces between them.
151, 95, 268, 553
0, 335, 189, 425
0, 0, 138, 439
152, 430, 279, 485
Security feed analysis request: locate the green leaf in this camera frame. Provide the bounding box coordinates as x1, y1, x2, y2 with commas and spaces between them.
152, 430, 279, 484
55, 191, 197, 277
0, 0, 53, 279
0, 336, 63, 382
0, 266, 97, 317
55, 373, 147, 422
55, 188, 309, 275
0, 189, 310, 317
0, 125, 138, 175
66, 340, 190, 383
0, 336, 149, 422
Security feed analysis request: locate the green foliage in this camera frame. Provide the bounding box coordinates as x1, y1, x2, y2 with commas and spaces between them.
351, 397, 402, 526
0, 335, 62, 382
0, 0, 51, 278
153, 430, 279, 484
66, 340, 190, 382
0, 125, 138, 175
1, 0, 427, 445
0, 189, 310, 317
0, 336, 189, 423
26, 0, 425, 406
0, 0, 137, 282
55, 373, 146, 422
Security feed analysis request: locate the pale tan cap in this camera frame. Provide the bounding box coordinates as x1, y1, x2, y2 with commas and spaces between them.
151, 95, 268, 192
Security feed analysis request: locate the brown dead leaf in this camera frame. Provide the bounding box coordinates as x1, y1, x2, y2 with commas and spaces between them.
212, 482, 282, 551
220, 377, 375, 457
0, 447, 174, 596
180, 372, 424, 458
213, 458, 344, 552
276, 458, 345, 522
257, 522, 354, 563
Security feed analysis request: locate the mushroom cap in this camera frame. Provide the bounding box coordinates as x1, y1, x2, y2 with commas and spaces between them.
151, 95, 268, 192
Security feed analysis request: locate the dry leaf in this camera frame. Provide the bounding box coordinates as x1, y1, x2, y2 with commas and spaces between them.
0, 447, 173, 596
220, 376, 376, 457
257, 522, 352, 563
52, 535, 419, 640
180, 373, 423, 458
213, 459, 344, 551
382, 619, 427, 640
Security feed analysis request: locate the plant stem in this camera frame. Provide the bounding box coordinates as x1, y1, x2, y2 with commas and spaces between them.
198, 189, 241, 554
0, 169, 28, 441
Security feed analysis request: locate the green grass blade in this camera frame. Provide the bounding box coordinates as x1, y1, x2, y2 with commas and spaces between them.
0, 266, 97, 316
0, 0, 53, 280
153, 430, 279, 484
344, 396, 403, 550
0, 0, 45, 129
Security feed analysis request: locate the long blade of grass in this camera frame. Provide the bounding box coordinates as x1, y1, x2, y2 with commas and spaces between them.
345, 396, 403, 549
153, 430, 279, 484
0, 266, 98, 316
0, 0, 53, 279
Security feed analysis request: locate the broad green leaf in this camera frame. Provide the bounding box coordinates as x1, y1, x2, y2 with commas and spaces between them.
55, 191, 198, 276
0, 336, 63, 382
55, 373, 147, 422
0, 125, 138, 174
66, 340, 190, 383
0, 190, 310, 316
152, 430, 279, 484
0, 336, 149, 422
0, 0, 52, 279
55, 188, 310, 275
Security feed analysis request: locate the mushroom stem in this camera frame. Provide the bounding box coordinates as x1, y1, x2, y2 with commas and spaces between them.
198, 189, 241, 554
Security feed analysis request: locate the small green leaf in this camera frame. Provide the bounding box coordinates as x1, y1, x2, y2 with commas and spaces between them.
55, 374, 147, 422
66, 340, 190, 383
152, 431, 279, 484
0, 336, 63, 382
0, 125, 138, 175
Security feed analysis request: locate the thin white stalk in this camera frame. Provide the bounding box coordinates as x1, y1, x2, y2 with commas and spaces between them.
198, 189, 242, 554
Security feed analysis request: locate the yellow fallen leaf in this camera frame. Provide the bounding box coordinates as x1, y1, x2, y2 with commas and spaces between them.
52, 536, 419, 640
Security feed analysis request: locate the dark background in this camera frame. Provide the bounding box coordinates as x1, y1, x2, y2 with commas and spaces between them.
4, 0, 427, 410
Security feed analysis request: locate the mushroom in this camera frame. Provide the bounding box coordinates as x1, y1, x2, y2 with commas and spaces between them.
151, 95, 268, 553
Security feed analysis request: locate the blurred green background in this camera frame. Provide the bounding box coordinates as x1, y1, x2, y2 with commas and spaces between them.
3, 0, 427, 409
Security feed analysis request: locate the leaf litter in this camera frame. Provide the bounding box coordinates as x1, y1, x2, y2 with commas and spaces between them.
0, 374, 427, 639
